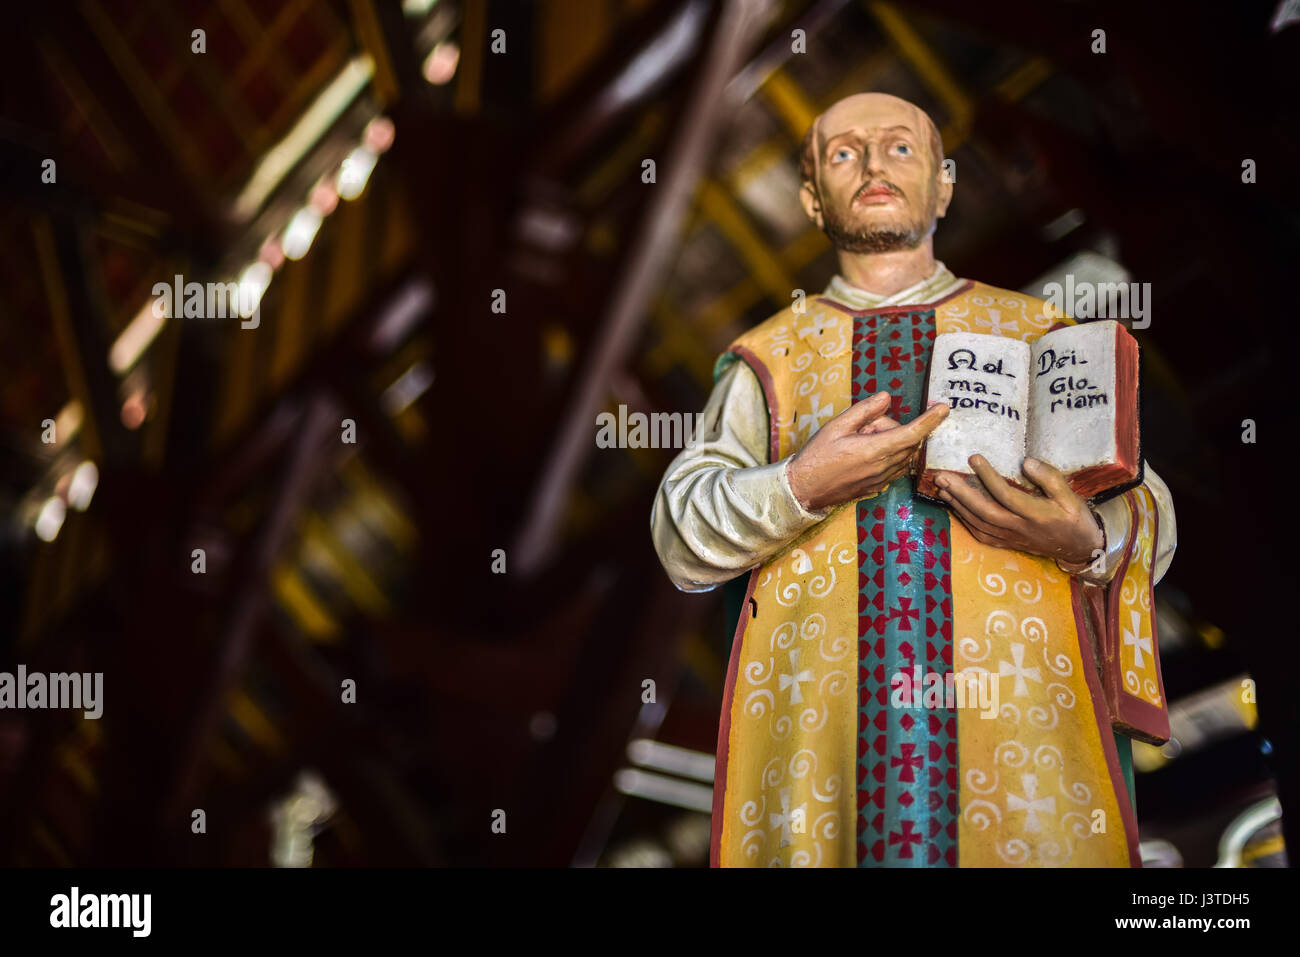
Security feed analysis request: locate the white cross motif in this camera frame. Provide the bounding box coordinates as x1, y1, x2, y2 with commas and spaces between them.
1122, 609, 1152, 670
796, 312, 838, 339
778, 649, 813, 705
975, 308, 1015, 336
1006, 773, 1056, 833
997, 642, 1043, 698
769, 787, 806, 847
797, 393, 833, 439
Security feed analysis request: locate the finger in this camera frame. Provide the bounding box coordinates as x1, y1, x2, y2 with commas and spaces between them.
832, 392, 892, 434
856, 444, 916, 478
942, 492, 1015, 547
878, 402, 950, 452
857, 414, 901, 436
1022, 457, 1077, 504
845, 425, 916, 458
875, 458, 912, 485
935, 470, 1023, 531
968, 454, 1039, 516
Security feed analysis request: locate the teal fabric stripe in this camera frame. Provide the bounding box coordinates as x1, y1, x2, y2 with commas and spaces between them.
852, 307, 957, 867
1115, 733, 1137, 815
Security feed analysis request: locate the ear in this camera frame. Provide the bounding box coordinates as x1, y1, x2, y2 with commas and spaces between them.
935, 168, 954, 219
799, 180, 824, 230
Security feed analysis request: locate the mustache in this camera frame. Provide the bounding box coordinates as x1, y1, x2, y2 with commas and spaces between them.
854, 180, 904, 202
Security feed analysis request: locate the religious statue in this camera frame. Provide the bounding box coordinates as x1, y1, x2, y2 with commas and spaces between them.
651, 93, 1176, 867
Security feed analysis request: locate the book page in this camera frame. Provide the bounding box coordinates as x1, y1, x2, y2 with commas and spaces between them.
924, 333, 1030, 480
1027, 321, 1119, 472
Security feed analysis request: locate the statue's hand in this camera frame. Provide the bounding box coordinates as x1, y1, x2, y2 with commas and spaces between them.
934, 455, 1102, 565
787, 392, 949, 511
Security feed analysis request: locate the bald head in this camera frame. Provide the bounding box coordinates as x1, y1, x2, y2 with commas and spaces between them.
797, 92, 951, 255
800, 93, 944, 193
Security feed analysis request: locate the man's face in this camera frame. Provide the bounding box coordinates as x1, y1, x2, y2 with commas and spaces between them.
802, 94, 951, 254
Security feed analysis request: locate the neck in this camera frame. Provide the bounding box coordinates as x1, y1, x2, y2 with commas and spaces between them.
834, 240, 937, 298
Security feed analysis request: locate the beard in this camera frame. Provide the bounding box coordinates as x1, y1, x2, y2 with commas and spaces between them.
821, 184, 934, 254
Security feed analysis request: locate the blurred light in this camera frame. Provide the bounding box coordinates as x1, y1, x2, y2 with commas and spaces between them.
337, 146, 378, 200
1215, 797, 1283, 867
603, 0, 707, 111
613, 768, 713, 813
517, 206, 580, 251
1042, 207, 1086, 242
1022, 251, 1130, 310
259, 235, 286, 270
380, 361, 435, 415
67, 461, 99, 511
1139, 839, 1184, 868
403, 0, 439, 17
542, 324, 574, 373
270, 770, 338, 868
121, 391, 148, 430
363, 116, 395, 154
237, 261, 273, 318
1270, 0, 1300, 33
282, 207, 324, 261
606, 840, 673, 868
422, 41, 460, 85
109, 298, 167, 374
53, 401, 84, 447
232, 56, 375, 221
627, 739, 715, 782
309, 180, 339, 216
35, 497, 66, 543
528, 711, 557, 742
369, 277, 436, 353
663, 813, 712, 864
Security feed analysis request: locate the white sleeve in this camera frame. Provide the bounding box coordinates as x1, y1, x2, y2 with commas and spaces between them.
650, 359, 832, 592
1074, 460, 1176, 586
1145, 462, 1177, 585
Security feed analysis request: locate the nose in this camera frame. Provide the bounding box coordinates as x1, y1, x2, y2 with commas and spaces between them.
860, 144, 887, 179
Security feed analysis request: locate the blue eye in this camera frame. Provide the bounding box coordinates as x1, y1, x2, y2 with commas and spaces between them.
895, 143, 912, 155
832, 148, 853, 162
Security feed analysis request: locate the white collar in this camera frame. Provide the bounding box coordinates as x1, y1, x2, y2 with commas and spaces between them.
822, 262, 962, 310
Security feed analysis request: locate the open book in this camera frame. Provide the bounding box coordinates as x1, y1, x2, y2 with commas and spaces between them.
917, 320, 1141, 502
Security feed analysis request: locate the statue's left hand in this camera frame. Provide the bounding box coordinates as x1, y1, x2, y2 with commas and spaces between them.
933, 455, 1102, 565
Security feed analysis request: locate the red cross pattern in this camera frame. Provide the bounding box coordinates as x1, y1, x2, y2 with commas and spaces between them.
888, 597, 920, 630
891, 742, 923, 782
887, 529, 918, 563
888, 819, 923, 858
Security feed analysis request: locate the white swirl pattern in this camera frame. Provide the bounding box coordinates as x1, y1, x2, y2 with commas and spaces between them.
955, 548, 1112, 866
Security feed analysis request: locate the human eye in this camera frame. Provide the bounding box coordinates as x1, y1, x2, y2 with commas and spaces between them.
830, 146, 854, 163
893, 142, 913, 156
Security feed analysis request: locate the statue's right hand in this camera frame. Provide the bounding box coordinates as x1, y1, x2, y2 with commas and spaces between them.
786, 392, 949, 511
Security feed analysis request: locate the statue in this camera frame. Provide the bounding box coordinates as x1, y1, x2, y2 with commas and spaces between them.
651, 93, 1176, 867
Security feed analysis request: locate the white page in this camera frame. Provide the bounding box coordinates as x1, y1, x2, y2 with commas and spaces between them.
1027, 321, 1119, 472
924, 332, 1030, 480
